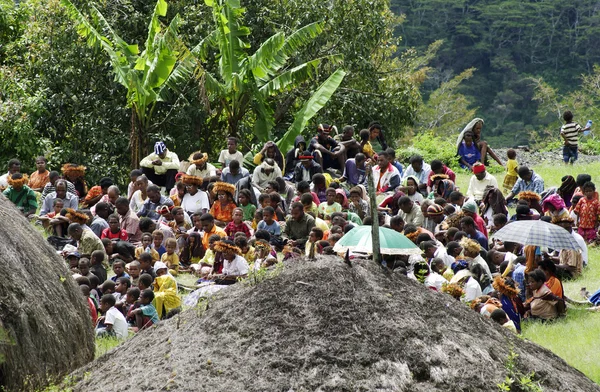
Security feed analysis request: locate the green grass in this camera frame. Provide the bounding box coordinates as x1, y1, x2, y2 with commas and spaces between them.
455, 163, 600, 384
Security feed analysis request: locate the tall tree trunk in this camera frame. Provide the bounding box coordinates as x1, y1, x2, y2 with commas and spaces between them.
130, 110, 143, 169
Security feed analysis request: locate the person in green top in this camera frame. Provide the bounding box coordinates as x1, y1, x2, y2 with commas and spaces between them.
368, 122, 388, 154
237, 189, 256, 222
3, 173, 38, 217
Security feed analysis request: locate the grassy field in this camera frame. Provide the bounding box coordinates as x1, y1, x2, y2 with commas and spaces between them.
455, 162, 600, 384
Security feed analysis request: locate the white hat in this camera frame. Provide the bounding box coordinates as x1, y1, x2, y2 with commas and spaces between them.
153, 261, 168, 273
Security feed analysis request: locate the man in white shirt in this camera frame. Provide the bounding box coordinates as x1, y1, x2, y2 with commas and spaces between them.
466, 163, 498, 202
97, 294, 129, 339
140, 141, 180, 192
218, 137, 244, 167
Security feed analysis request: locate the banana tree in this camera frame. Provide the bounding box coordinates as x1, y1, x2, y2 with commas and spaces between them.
61, 0, 192, 168
191, 0, 346, 153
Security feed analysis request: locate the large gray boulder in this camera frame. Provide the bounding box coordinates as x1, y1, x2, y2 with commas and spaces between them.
0, 196, 94, 391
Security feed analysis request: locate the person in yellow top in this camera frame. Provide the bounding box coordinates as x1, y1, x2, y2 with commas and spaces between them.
253, 141, 285, 173
135, 233, 160, 263
152, 262, 181, 319
161, 238, 180, 276
359, 129, 375, 159
503, 149, 518, 194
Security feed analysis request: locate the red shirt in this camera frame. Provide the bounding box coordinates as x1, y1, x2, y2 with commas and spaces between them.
101, 228, 129, 241
224, 221, 251, 239
427, 166, 456, 187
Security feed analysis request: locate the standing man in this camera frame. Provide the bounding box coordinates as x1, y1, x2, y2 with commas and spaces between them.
140, 141, 180, 193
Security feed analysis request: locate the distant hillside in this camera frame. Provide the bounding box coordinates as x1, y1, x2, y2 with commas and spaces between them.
391, 0, 600, 146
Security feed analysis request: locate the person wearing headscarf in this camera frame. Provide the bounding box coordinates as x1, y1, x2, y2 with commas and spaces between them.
542, 194, 569, 221
252, 158, 282, 192
456, 118, 503, 166
140, 141, 180, 192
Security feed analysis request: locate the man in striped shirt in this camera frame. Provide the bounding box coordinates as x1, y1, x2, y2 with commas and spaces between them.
560, 110, 589, 164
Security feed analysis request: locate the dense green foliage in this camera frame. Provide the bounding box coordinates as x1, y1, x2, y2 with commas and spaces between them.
0, 0, 429, 184
392, 0, 600, 147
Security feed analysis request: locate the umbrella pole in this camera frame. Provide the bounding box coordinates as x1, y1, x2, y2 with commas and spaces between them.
366, 164, 382, 265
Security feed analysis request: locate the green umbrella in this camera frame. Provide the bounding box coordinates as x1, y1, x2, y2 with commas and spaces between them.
333, 225, 421, 255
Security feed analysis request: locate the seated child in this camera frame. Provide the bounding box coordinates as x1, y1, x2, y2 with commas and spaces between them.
132, 289, 160, 331
80, 284, 98, 325
237, 189, 256, 222
305, 227, 324, 257
301, 193, 319, 218
180, 232, 204, 266
258, 193, 270, 209
113, 276, 131, 303
124, 287, 141, 325
252, 209, 263, 231
153, 262, 181, 319
77, 258, 94, 279
328, 233, 342, 248
135, 233, 160, 263
138, 273, 153, 292
312, 174, 327, 203
110, 260, 130, 282
100, 280, 115, 297
359, 129, 375, 159
490, 308, 518, 334
66, 251, 81, 274
96, 294, 129, 339
225, 208, 252, 238
126, 260, 141, 287
37, 198, 68, 237
257, 207, 281, 237
234, 235, 255, 264
101, 214, 129, 241
191, 234, 221, 277
152, 230, 166, 257
88, 274, 101, 306
161, 237, 180, 276
139, 252, 157, 280
318, 188, 342, 220
268, 193, 286, 221
90, 250, 107, 283
210, 240, 249, 284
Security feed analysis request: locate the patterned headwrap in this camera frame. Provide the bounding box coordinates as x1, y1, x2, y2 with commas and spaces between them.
154, 141, 167, 155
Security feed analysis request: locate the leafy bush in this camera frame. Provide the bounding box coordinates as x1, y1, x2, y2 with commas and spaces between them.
396, 131, 459, 168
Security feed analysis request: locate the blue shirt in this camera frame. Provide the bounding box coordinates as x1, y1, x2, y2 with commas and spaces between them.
257, 220, 281, 236
512, 264, 526, 302
469, 230, 489, 250
511, 171, 544, 195
140, 303, 160, 324
220, 167, 249, 185
458, 142, 481, 168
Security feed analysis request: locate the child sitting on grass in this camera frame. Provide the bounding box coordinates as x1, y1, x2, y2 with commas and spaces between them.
110, 260, 130, 282
191, 234, 221, 277
225, 207, 251, 238
318, 188, 342, 220
131, 289, 160, 332
257, 207, 281, 237
268, 193, 286, 221
135, 233, 160, 263
153, 262, 181, 319
161, 237, 180, 276
124, 287, 141, 324
113, 276, 131, 303
126, 260, 141, 287
152, 230, 166, 257
235, 235, 255, 265
237, 189, 256, 222
139, 252, 156, 280
101, 214, 128, 241
305, 227, 324, 258
96, 294, 128, 339
90, 250, 107, 283
301, 193, 319, 218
